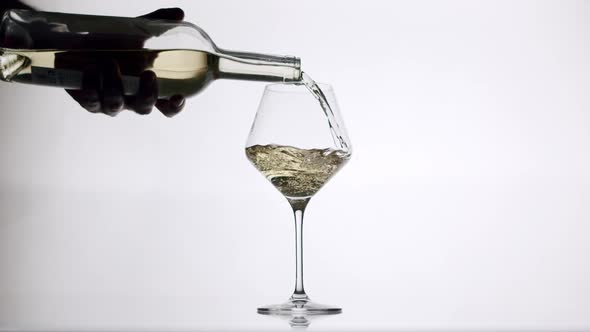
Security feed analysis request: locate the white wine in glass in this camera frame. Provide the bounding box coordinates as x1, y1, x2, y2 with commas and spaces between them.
245, 79, 352, 315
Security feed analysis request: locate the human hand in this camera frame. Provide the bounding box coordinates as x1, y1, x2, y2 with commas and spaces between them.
64, 8, 186, 117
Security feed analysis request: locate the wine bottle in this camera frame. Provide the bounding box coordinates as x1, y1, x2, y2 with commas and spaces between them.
0, 10, 301, 98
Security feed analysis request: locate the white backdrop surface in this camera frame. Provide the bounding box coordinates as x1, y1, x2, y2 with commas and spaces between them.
1, 0, 589, 331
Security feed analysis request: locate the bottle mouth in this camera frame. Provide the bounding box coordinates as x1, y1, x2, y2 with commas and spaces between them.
283, 56, 302, 82
291, 56, 301, 69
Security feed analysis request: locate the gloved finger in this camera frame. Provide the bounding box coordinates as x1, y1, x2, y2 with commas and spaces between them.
155, 95, 185, 117
125, 71, 158, 115
65, 65, 101, 113
99, 59, 125, 116
2, 27, 33, 49
139, 8, 185, 21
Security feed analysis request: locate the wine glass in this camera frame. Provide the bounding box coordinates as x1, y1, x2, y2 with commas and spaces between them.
245, 81, 352, 315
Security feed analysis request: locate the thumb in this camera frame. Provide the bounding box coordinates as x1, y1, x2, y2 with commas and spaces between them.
139, 8, 184, 21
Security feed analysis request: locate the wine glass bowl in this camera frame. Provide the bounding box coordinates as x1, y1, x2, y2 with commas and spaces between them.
245, 80, 351, 315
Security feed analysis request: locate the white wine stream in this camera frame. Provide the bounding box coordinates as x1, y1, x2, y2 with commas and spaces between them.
301, 72, 350, 151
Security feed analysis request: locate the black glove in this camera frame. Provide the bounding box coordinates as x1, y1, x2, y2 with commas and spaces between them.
65, 8, 186, 117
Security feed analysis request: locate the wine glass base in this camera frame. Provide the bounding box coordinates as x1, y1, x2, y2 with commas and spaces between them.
258, 298, 341, 316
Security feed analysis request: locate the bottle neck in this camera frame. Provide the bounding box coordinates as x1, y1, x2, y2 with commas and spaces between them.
216, 49, 301, 82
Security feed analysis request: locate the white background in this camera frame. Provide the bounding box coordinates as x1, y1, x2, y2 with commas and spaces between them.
1, 0, 590, 331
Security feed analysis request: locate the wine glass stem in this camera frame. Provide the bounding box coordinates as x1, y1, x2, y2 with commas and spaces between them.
292, 208, 308, 300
